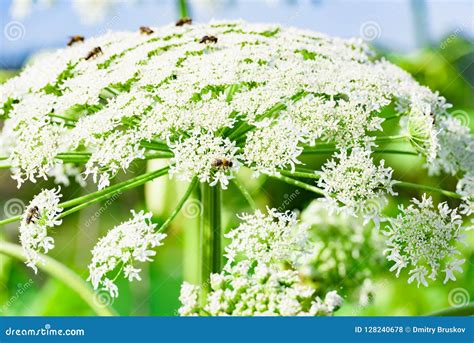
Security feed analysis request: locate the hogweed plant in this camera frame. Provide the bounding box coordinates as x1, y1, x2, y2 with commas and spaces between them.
0, 20, 473, 316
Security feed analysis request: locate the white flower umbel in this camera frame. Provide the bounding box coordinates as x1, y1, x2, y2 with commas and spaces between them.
179, 260, 342, 316
19, 187, 63, 273
0, 20, 455, 190
88, 210, 166, 298
169, 130, 240, 189
400, 107, 438, 163
179, 208, 342, 316
225, 207, 310, 267
242, 119, 304, 176
429, 116, 474, 176
384, 194, 466, 287
299, 199, 384, 302
317, 147, 396, 218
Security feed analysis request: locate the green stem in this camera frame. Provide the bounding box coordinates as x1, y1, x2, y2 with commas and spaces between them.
372, 149, 418, 156
394, 181, 461, 199
199, 183, 222, 303
140, 140, 172, 153
58, 167, 170, 219
0, 241, 116, 316
0, 166, 170, 226
158, 177, 198, 232
383, 114, 402, 121
178, 0, 189, 18
232, 178, 256, 209
0, 151, 172, 168
302, 135, 408, 154
428, 302, 474, 316
278, 169, 321, 180
270, 173, 325, 196
48, 113, 77, 122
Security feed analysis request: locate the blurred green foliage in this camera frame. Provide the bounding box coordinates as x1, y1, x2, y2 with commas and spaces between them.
0, 33, 473, 316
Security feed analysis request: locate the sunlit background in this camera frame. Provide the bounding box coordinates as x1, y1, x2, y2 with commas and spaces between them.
0, 0, 473, 316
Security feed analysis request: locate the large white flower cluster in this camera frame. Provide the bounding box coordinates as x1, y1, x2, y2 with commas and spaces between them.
88, 210, 166, 298
384, 194, 466, 287
19, 187, 63, 273
179, 208, 342, 316
179, 261, 342, 316
0, 20, 453, 192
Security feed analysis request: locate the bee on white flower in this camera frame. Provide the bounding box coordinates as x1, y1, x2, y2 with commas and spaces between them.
19, 187, 63, 273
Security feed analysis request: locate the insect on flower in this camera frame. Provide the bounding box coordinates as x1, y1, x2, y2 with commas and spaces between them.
211, 158, 233, 169
175, 17, 192, 26
67, 35, 85, 46
199, 35, 218, 44
139, 26, 154, 35
85, 46, 103, 60
25, 206, 40, 224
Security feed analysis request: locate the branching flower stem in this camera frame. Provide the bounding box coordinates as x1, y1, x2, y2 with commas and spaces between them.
301, 135, 408, 154
232, 178, 257, 209
394, 181, 461, 199
428, 303, 474, 316
158, 176, 198, 232
0, 241, 116, 316
276, 169, 461, 200
270, 173, 326, 196
0, 166, 170, 226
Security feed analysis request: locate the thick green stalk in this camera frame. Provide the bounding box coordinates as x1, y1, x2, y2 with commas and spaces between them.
0, 241, 116, 316
199, 183, 222, 302
178, 0, 189, 18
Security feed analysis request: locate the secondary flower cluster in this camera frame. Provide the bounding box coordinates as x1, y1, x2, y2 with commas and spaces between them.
298, 200, 384, 304
0, 20, 458, 196
179, 208, 343, 316
87, 210, 166, 297
224, 208, 310, 266
317, 147, 396, 221
19, 187, 63, 273
179, 261, 343, 316
429, 116, 474, 207
384, 194, 466, 287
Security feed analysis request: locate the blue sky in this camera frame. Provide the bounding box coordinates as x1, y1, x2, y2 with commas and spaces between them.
0, 0, 473, 68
